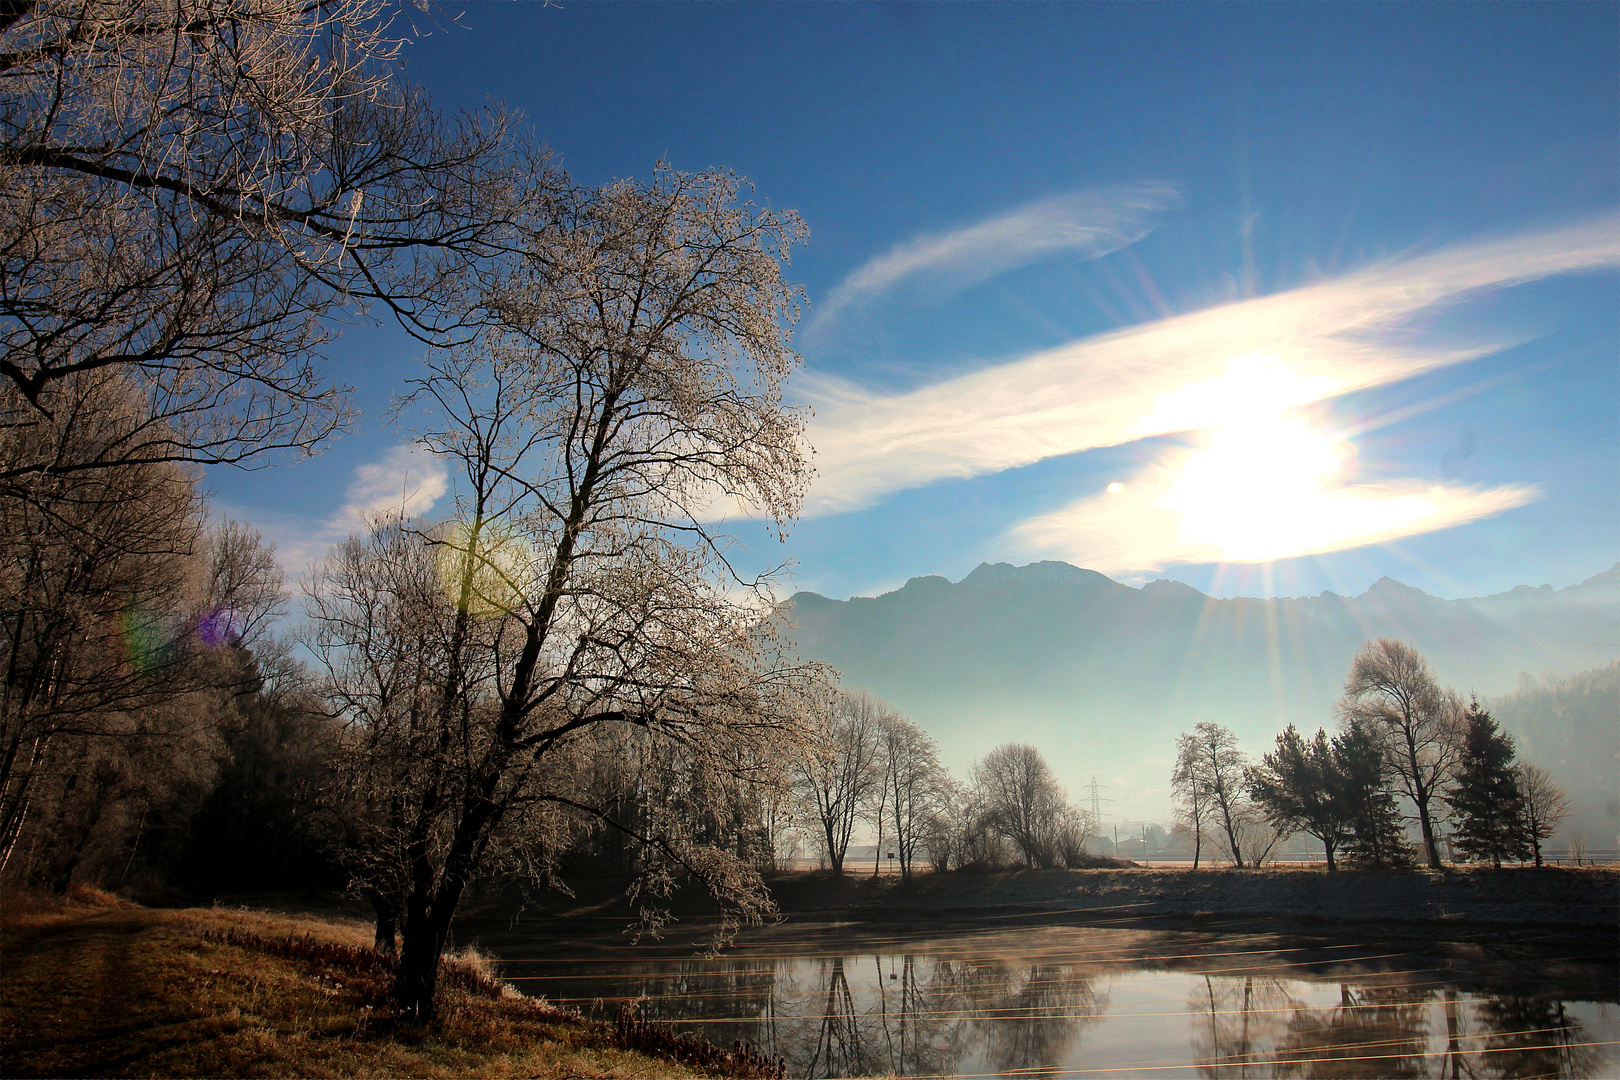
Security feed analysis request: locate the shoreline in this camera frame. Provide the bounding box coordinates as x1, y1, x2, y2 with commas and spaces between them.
434, 865, 1620, 970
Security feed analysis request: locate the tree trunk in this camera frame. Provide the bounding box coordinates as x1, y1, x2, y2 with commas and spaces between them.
1415, 795, 1442, 869
1323, 840, 1337, 874
394, 897, 456, 1021
872, 803, 883, 879
369, 891, 398, 955
1220, 804, 1244, 869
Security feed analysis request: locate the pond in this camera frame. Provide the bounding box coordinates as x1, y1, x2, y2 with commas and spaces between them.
487, 925, 1618, 1078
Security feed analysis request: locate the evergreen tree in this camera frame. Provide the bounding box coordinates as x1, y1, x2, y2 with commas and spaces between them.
1446, 701, 1530, 867
1334, 721, 1415, 869
1249, 726, 1353, 872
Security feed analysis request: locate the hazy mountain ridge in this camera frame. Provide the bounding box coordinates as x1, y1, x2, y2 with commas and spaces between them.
785, 561, 1619, 841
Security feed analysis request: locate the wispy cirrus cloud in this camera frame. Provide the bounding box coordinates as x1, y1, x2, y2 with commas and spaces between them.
802, 214, 1620, 516
810, 181, 1185, 330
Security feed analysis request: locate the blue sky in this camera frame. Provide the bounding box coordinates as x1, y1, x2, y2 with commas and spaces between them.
213, 2, 1618, 603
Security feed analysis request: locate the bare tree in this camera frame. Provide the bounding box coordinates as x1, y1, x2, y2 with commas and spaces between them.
0, 391, 289, 887
1174, 722, 1271, 868
972, 743, 1082, 870
0, 382, 201, 873
796, 689, 885, 875
309, 166, 818, 1020
1, 0, 547, 480
1171, 732, 1215, 868
876, 709, 950, 882
1339, 639, 1463, 869
1515, 762, 1569, 868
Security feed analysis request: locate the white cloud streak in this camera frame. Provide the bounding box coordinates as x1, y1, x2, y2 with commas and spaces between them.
229, 443, 449, 582
803, 214, 1620, 515
1012, 465, 1541, 578
334, 443, 449, 532
811, 182, 1185, 329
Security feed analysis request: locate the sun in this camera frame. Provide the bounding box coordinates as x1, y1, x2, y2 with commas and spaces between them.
1158, 412, 1357, 562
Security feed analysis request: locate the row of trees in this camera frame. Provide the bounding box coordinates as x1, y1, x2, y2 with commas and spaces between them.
795, 691, 1095, 878
1172, 639, 1570, 872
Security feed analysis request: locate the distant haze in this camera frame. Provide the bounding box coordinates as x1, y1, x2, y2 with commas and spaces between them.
785, 561, 1619, 845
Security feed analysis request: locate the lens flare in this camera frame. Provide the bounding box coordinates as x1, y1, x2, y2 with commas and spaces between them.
195, 608, 242, 648
436, 519, 538, 615
119, 605, 174, 673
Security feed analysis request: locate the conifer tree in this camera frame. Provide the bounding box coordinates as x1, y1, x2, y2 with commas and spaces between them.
1446, 701, 1529, 867
1249, 725, 1353, 872
1334, 720, 1415, 869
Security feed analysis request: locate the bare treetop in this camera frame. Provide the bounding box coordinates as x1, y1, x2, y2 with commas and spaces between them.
1339, 638, 1464, 868
1, 0, 547, 476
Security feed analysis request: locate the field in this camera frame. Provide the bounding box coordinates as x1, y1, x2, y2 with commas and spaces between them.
0, 889, 772, 1080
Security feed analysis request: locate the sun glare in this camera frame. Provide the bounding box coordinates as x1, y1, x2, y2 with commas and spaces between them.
1158, 411, 1365, 562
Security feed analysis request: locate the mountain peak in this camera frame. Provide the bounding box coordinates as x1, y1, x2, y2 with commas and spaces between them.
960, 561, 1116, 589
1141, 578, 1207, 601
1360, 576, 1433, 603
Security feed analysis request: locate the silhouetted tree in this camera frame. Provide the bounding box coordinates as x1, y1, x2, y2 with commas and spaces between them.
796, 689, 886, 875
972, 743, 1085, 870
1447, 701, 1529, 867
1248, 725, 1354, 872
1175, 722, 1271, 868
876, 711, 950, 882
1339, 639, 1463, 868
1171, 732, 1215, 868
1334, 719, 1416, 869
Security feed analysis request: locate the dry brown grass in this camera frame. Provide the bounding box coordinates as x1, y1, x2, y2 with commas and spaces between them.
0, 890, 713, 1079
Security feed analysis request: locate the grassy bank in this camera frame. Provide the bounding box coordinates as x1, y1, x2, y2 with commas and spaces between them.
0, 889, 775, 1079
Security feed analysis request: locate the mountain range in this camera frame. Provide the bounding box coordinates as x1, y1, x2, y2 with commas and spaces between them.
785, 561, 1619, 845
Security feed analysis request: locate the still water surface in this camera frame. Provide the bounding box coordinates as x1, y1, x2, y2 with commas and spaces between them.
491, 926, 1618, 1078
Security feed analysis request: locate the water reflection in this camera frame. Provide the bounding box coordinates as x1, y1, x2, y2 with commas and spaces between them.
496, 931, 1616, 1079
1475, 997, 1604, 1080
1265, 984, 1433, 1078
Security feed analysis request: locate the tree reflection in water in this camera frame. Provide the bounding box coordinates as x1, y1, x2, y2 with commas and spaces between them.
1267, 983, 1433, 1079
1190, 974, 1299, 1078
962, 960, 1105, 1074
796, 953, 1103, 1078
1474, 996, 1601, 1079
514, 935, 1615, 1079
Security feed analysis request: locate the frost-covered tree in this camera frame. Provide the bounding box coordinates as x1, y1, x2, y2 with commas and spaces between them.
2, 0, 545, 480
309, 166, 819, 1020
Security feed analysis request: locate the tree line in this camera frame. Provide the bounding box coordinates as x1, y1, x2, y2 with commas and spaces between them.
1172, 638, 1570, 871
793, 689, 1096, 878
